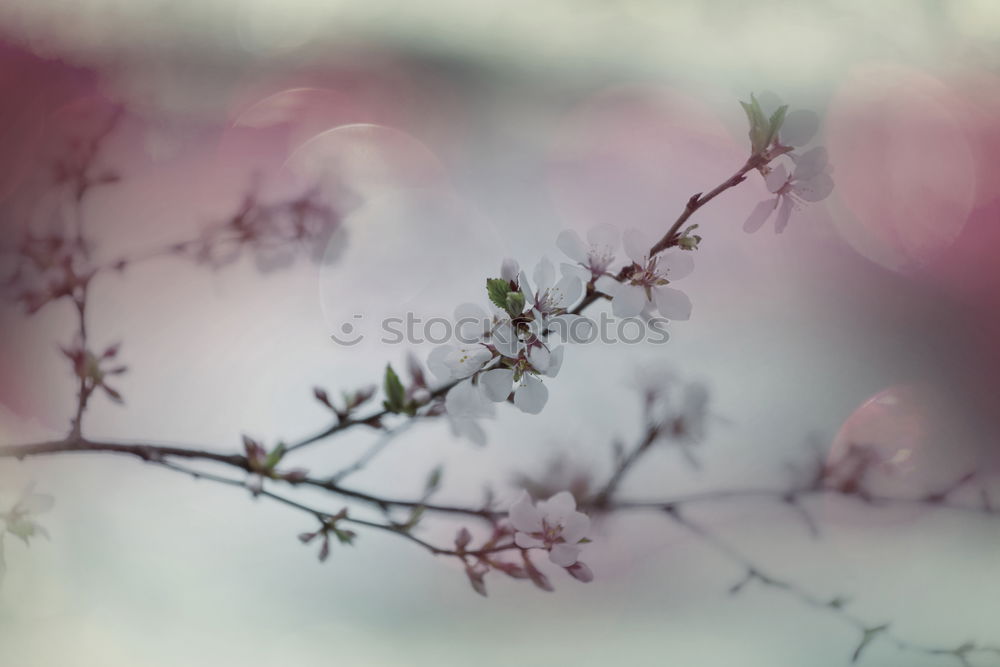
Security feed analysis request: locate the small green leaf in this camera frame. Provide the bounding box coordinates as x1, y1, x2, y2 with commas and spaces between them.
264, 442, 286, 470
505, 291, 525, 317
765, 104, 789, 147
400, 505, 425, 532
742, 94, 772, 154
383, 364, 406, 413
333, 527, 356, 545
487, 278, 510, 311
6, 519, 39, 544
424, 466, 443, 494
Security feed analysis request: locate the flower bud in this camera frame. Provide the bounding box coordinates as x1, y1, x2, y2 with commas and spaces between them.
454, 527, 472, 550
566, 561, 594, 583
501, 258, 520, 284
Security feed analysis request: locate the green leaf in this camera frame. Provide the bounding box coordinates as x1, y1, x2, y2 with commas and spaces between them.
333, 527, 356, 545
505, 291, 525, 317
765, 104, 789, 148
742, 94, 771, 154
400, 505, 425, 532
264, 442, 286, 470
487, 278, 510, 311
6, 519, 38, 544
383, 364, 406, 413
424, 465, 443, 494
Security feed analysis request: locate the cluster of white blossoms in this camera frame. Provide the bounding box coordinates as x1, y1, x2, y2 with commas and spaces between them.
742, 93, 834, 233
427, 225, 697, 440
509, 490, 593, 582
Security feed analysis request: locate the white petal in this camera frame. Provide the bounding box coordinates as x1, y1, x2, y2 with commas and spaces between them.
560, 262, 590, 283
662, 251, 694, 281
509, 491, 544, 532
454, 303, 491, 343
542, 491, 577, 520
611, 284, 647, 318
587, 224, 619, 250
544, 346, 564, 378
444, 345, 491, 378
515, 532, 545, 549
501, 257, 520, 283
533, 257, 555, 294
528, 346, 551, 373
480, 368, 514, 402
556, 229, 588, 263
517, 270, 534, 303
743, 198, 776, 233
765, 164, 789, 193
774, 195, 794, 233
551, 275, 583, 308
445, 380, 476, 417
449, 416, 487, 446
491, 321, 522, 358
561, 511, 590, 544
446, 379, 495, 418
549, 543, 581, 567
653, 286, 692, 321
622, 228, 652, 265
792, 146, 828, 181
794, 172, 834, 203
427, 345, 455, 381
513, 375, 548, 415
780, 109, 819, 147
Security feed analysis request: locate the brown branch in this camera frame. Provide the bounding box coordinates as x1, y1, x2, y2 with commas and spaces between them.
662, 506, 1000, 665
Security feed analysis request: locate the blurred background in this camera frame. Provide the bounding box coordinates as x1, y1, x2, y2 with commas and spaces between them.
1, 1, 999, 665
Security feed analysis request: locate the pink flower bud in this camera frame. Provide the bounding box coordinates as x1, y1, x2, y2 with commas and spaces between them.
465, 563, 489, 597
454, 527, 472, 550
282, 468, 309, 483
566, 561, 594, 583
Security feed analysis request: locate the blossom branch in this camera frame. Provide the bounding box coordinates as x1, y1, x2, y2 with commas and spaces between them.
3, 93, 991, 659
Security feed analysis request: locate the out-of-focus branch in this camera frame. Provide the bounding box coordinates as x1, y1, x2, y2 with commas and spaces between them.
662, 506, 1000, 665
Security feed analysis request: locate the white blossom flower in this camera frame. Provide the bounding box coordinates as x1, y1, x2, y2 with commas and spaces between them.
426, 342, 493, 381
508, 490, 591, 567
445, 377, 496, 418
479, 345, 564, 414
442, 377, 496, 445
743, 148, 834, 234
557, 224, 619, 282
523, 258, 584, 318
448, 413, 489, 446
596, 228, 694, 320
